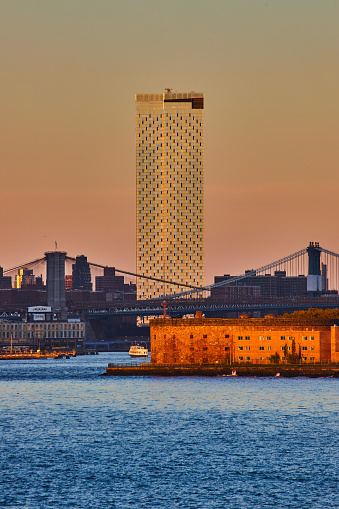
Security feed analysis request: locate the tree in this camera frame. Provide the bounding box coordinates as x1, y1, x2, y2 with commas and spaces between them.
284, 343, 288, 359
270, 352, 280, 364
285, 338, 300, 364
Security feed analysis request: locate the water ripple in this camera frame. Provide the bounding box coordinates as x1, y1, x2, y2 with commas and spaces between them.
0, 353, 338, 508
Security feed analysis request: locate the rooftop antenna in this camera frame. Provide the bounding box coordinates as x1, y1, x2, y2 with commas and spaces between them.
55, 241, 58, 251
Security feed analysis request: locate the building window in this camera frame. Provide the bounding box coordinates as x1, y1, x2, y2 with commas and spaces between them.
245, 357, 250, 361
238, 346, 243, 351
259, 336, 264, 341
280, 336, 285, 341
259, 346, 264, 351
310, 336, 314, 341
302, 346, 307, 351
238, 356, 243, 361
203, 334, 207, 339
310, 357, 315, 361
267, 346, 271, 351
302, 336, 307, 341
245, 336, 250, 341
203, 346, 208, 351
245, 346, 250, 351
238, 336, 243, 341
190, 334, 193, 339
225, 334, 229, 338
266, 336, 271, 341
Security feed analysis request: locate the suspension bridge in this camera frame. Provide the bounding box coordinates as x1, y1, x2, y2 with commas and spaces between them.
2, 242, 339, 317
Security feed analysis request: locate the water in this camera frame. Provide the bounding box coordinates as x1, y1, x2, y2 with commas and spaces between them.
0, 353, 338, 509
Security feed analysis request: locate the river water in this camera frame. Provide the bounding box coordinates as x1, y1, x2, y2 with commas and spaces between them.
0, 353, 338, 509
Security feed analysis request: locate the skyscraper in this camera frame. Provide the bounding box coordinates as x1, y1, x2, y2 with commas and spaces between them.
136, 91, 204, 299
72, 255, 92, 291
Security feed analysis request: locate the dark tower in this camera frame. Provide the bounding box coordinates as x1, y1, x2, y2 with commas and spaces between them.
307, 242, 321, 276
307, 242, 322, 292
72, 255, 92, 291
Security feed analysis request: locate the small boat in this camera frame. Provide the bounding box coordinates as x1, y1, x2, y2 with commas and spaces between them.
129, 342, 148, 357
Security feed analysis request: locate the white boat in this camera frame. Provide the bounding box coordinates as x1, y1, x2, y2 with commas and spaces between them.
129, 343, 148, 357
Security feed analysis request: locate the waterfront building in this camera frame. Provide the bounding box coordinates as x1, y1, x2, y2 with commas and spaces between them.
136, 91, 204, 299
72, 255, 92, 291
150, 314, 339, 364
0, 306, 85, 350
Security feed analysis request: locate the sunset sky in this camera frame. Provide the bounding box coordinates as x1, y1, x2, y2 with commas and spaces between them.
1, 0, 339, 284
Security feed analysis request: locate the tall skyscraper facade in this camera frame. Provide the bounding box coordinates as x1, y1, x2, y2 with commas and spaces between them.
136, 91, 204, 299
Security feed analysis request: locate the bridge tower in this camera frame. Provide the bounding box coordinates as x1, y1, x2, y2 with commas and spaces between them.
45, 251, 67, 319
307, 242, 322, 292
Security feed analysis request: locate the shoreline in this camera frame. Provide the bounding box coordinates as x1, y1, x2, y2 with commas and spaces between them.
103, 364, 339, 378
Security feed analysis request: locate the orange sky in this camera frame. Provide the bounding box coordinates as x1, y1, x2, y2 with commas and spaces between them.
1, 0, 339, 284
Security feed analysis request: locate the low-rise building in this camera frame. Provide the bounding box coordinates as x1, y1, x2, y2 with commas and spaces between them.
0, 306, 85, 350
150, 315, 339, 365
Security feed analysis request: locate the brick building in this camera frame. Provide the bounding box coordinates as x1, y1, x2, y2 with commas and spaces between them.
150, 315, 339, 365
95, 267, 137, 301
95, 267, 125, 292
212, 271, 307, 300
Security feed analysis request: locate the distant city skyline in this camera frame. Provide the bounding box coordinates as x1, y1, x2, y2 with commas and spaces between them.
1, 1, 339, 284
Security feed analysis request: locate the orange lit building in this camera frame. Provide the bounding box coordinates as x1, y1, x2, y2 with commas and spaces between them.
65, 275, 73, 291
150, 315, 339, 365
13, 268, 44, 289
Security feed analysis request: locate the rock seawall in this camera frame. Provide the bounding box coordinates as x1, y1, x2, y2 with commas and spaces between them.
103, 364, 339, 377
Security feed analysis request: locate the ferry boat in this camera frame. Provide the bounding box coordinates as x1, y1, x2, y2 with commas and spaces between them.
129, 342, 148, 357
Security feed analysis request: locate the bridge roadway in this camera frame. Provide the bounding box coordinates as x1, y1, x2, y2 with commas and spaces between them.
2, 295, 339, 317
81, 295, 339, 318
